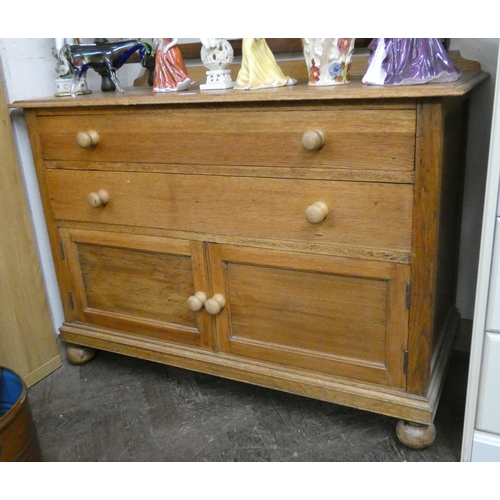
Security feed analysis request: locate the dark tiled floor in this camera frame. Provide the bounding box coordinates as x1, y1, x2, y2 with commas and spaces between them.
27, 341, 470, 462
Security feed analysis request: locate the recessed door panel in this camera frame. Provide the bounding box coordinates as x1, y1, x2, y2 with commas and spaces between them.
60, 228, 213, 349
209, 244, 409, 388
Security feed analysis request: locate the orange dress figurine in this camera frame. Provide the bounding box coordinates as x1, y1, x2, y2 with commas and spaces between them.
153, 38, 193, 92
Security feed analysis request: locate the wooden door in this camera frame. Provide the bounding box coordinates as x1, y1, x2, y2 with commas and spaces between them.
208, 244, 410, 388
0, 70, 61, 386
60, 228, 214, 350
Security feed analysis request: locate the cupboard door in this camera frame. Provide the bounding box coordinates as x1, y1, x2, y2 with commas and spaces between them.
60, 228, 213, 349
208, 244, 409, 388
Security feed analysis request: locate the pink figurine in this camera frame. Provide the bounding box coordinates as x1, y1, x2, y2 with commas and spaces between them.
153, 38, 193, 92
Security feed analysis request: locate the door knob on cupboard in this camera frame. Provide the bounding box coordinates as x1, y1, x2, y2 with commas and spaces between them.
305, 201, 329, 224
187, 292, 207, 312
87, 190, 110, 208
77, 130, 100, 149
301, 130, 325, 151
205, 294, 226, 315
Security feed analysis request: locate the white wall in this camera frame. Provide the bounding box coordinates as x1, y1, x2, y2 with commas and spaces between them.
0, 38, 498, 337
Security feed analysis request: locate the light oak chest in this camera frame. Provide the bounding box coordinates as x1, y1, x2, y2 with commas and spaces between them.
14, 56, 487, 448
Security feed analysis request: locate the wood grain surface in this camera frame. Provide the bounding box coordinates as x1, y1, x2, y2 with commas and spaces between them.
14, 55, 487, 435
0, 71, 61, 386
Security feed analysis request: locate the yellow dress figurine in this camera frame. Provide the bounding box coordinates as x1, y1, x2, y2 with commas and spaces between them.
234, 38, 296, 90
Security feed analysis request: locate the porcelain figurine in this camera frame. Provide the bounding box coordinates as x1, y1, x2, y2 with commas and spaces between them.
362, 38, 462, 86
61, 39, 152, 97
234, 38, 296, 91
199, 38, 235, 90
53, 38, 91, 96
302, 38, 355, 86
54, 38, 79, 77
153, 38, 194, 93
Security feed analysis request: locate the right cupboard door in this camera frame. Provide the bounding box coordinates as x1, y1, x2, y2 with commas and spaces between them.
208, 244, 410, 388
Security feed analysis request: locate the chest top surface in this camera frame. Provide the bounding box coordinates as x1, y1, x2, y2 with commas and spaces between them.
10, 52, 487, 111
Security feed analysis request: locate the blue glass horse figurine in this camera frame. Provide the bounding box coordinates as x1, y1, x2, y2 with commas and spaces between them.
60, 39, 153, 97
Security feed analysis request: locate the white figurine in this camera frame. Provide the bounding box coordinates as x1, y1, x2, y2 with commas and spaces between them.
302, 38, 355, 86
53, 38, 90, 96
199, 38, 235, 90
54, 38, 78, 77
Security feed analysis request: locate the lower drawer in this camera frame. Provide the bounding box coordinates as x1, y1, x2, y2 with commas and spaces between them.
46, 170, 413, 253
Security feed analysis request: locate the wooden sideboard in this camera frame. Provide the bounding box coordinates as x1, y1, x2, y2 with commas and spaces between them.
12, 54, 487, 448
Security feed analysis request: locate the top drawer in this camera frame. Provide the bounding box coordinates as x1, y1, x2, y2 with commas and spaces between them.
36, 107, 416, 172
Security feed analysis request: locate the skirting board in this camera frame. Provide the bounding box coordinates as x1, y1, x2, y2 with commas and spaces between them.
471, 431, 500, 461
23, 355, 62, 388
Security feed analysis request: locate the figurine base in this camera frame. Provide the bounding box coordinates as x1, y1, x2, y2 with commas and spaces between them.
200, 81, 236, 91
153, 78, 194, 93
234, 77, 297, 91
200, 69, 235, 91
307, 80, 352, 87
55, 77, 91, 97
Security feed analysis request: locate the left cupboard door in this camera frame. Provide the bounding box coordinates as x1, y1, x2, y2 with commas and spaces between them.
59, 228, 214, 350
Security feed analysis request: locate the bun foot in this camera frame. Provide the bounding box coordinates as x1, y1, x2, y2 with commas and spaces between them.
396, 420, 436, 449
66, 343, 96, 365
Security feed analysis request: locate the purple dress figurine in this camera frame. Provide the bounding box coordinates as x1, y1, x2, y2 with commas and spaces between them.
362, 38, 461, 86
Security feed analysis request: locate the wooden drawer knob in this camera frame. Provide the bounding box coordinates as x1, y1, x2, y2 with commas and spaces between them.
301, 130, 324, 151
77, 130, 100, 149
205, 294, 226, 315
187, 292, 207, 312
305, 201, 329, 224
87, 190, 110, 208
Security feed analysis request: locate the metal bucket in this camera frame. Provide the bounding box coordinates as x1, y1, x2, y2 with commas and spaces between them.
0, 368, 42, 461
